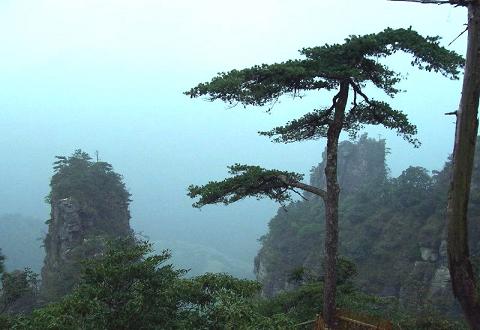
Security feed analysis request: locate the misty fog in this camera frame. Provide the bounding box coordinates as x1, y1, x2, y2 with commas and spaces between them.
0, 0, 466, 277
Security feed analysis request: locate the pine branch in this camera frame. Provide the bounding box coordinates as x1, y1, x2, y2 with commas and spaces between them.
187, 164, 326, 208
258, 109, 331, 143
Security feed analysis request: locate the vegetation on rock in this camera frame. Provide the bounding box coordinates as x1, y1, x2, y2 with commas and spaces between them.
0, 239, 466, 329
41, 150, 133, 302
5, 239, 294, 330
255, 135, 480, 320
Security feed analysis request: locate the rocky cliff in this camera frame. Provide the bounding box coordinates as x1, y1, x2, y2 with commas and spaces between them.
41, 151, 132, 301
254, 135, 480, 316
309, 134, 387, 194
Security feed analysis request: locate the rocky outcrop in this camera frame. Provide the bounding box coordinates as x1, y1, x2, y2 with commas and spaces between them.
40, 151, 132, 302
400, 240, 460, 316
256, 135, 389, 297
254, 135, 480, 316
41, 198, 91, 301
309, 134, 387, 195
41, 196, 131, 301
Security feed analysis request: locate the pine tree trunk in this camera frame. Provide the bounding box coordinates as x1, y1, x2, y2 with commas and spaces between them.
447, 1, 480, 329
322, 81, 349, 329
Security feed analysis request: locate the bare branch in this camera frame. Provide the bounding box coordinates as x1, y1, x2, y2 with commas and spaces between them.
445, 110, 458, 115
278, 175, 326, 200
448, 25, 468, 46
291, 187, 309, 201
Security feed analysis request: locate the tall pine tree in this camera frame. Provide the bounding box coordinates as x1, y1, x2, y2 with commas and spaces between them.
186, 28, 463, 328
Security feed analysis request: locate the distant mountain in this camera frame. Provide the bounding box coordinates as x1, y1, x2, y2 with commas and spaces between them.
0, 214, 46, 273
152, 239, 254, 279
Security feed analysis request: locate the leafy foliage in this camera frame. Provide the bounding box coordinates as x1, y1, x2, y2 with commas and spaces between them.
0, 236, 467, 329
259, 280, 466, 329
181, 273, 293, 329
14, 239, 183, 329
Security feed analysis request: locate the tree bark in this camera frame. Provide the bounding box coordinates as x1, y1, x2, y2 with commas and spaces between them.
447, 1, 480, 329
322, 80, 349, 329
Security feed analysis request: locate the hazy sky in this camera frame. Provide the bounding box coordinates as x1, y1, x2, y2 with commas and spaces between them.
0, 0, 468, 274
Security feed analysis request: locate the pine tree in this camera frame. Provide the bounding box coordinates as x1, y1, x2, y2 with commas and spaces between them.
186, 28, 463, 328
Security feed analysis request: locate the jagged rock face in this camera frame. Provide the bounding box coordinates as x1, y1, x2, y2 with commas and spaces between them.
400, 241, 459, 316
41, 197, 131, 301
52, 198, 86, 261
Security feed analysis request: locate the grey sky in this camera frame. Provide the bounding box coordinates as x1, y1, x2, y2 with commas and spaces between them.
0, 0, 468, 275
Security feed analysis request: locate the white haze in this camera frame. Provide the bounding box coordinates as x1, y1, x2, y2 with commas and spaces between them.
0, 0, 467, 276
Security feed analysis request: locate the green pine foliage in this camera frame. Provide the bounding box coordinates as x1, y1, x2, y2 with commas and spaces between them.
188, 164, 305, 208
185, 28, 464, 212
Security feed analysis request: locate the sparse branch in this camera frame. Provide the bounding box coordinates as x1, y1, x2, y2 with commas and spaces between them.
349, 80, 372, 105
291, 188, 309, 201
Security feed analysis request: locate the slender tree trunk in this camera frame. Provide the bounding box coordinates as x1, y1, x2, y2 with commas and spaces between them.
323, 81, 349, 329
447, 1, 480, 328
